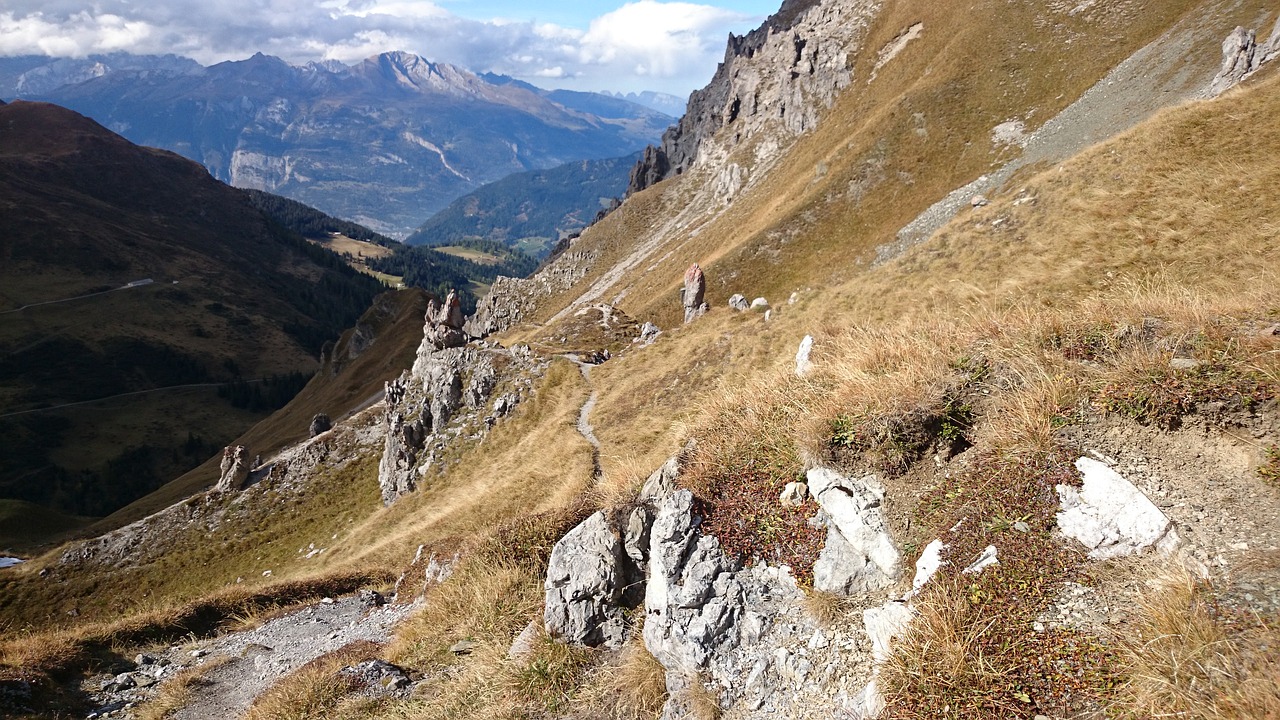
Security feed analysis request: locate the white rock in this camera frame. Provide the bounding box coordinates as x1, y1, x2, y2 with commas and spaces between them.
864, 601, 914, 663
543, 510, 634, 648
807, 468, 901, 582
807, 629, 829, 650
779, 481, 808, 507
795, 335, 814, 377
1057, 457, 1180, 559
911, 539, 946, 594
750, 297, 769, 310
507, 619, 540, 660
962, 545, 998, 575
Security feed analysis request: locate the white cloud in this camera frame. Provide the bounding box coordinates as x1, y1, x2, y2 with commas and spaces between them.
0, 1, 765, 95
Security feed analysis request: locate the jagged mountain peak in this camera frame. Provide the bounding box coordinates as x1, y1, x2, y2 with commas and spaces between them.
358, 51, 491, 97
21, 51, 669, 237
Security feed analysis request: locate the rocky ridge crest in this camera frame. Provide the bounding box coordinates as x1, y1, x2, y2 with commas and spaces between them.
378, 291, 550, 504
629, 0, 878, 196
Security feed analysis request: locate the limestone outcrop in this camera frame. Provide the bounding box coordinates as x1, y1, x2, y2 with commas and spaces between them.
377, 296, 549, 505
806, 468, 901, 593
465, 252, 595, 339
214, 445, 251, 493
1057, 457, 1180, 559
627, 0, 878, 195
378, 376, 429, 504
542, 453, 895, 718
1209, 19, 1280, 96
543, 511, 642, 648
422, 290, 467, 350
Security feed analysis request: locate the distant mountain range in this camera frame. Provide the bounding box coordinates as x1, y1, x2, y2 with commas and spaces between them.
2, 52, 674, 238
405, 153, 640, 258
602, 90, 688, 117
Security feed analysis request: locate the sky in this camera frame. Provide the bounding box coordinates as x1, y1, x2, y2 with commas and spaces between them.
0, 0, 782, 96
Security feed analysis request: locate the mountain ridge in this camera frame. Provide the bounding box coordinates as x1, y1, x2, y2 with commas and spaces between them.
15, 51, 672, 237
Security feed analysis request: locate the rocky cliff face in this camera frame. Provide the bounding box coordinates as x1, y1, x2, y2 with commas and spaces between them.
464, 250, 597, 338
628, 0, 877, 195
377, 295, 550, 504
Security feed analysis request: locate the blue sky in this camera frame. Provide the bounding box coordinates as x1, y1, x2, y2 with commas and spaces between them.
0, 1, 783, 96
438, 0, 779, 28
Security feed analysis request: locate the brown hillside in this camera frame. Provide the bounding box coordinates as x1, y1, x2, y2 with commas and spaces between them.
0, 100, 383, 533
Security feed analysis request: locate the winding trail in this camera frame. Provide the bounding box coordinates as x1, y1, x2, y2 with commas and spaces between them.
566, 355, 602, 480
0, 280, 154, 315
83, 595, 418, 720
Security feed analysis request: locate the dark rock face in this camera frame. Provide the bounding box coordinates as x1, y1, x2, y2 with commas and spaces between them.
309, 413, 332, 437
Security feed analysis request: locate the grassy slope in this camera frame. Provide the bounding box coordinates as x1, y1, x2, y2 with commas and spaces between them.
499, 0, 1267, 485
0, 500, 92, 554
0, 101, 385, 526
201, 11, 1280, 718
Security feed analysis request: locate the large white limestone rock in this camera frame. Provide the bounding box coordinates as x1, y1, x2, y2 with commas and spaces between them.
1057, 457, 1180, 559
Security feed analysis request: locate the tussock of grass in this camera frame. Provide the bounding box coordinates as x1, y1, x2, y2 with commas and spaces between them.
676, 675, 722, 720
1098, 347, 1278, 430
1115, 563, 1280, 719
801, 590, 860, 626
883, 577, 1120, 720
506, 630, 597, 714
242, 641, 379, 720
574, 631, 668, 720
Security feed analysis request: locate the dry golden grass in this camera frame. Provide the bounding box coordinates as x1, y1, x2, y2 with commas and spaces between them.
242, 640, 380, 720
1115, 562, 1280, 719
881, 581, 1021, 716
7, 7, 1280, 720
574, 632, 668, 720
675, 675, 722, 720
800, 590, 861, 627
330, 359, 594, 572
0, 571, 385, 697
